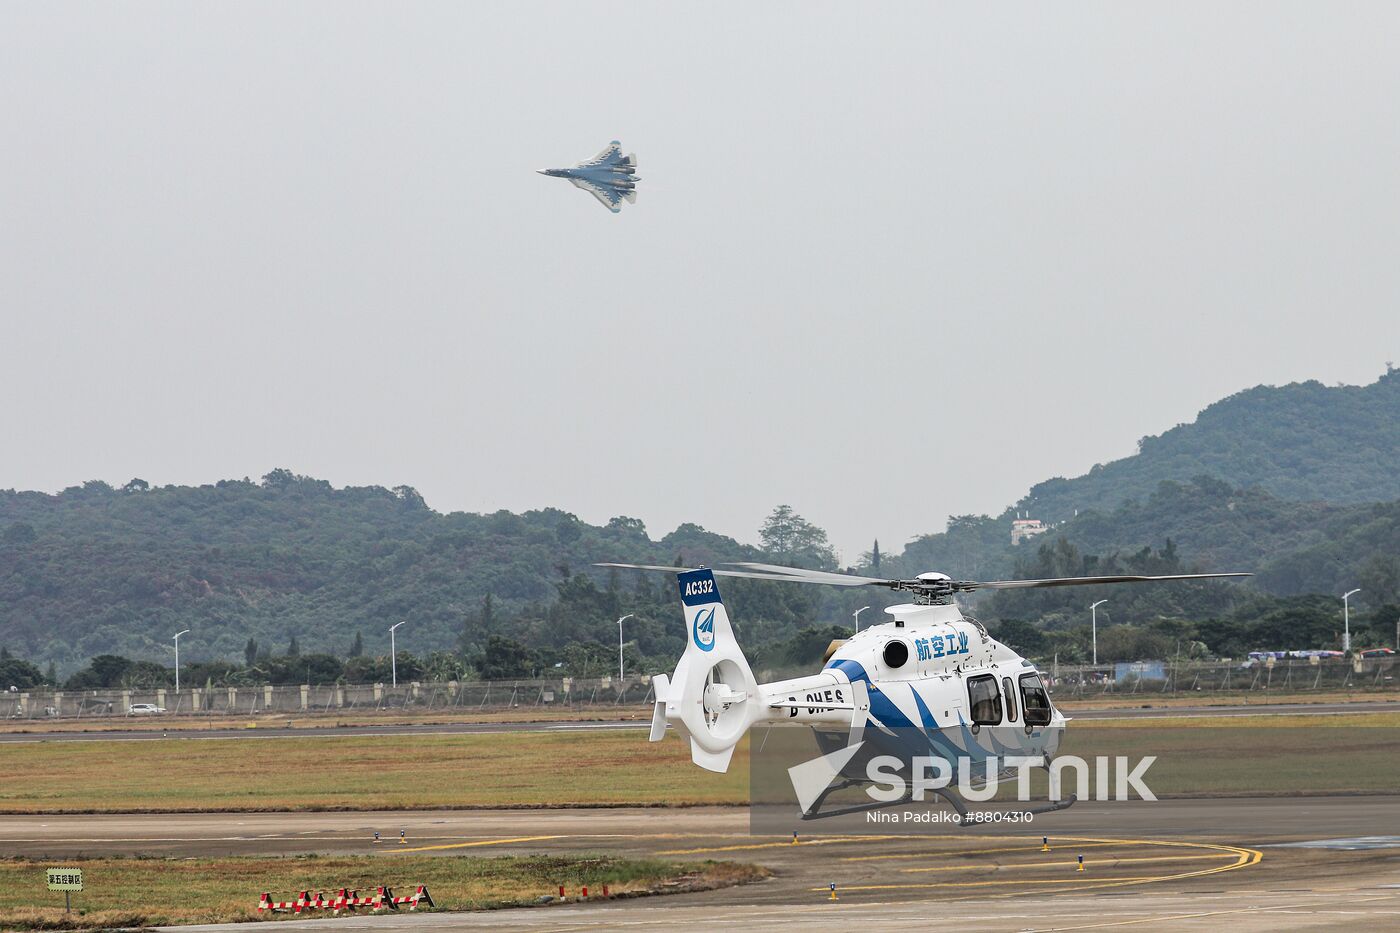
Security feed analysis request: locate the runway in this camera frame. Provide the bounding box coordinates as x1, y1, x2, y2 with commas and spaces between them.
7, 801, 1400, 931
1, 699, 1392, 744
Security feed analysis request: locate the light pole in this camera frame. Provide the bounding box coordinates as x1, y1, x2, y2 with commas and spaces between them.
389, 621, 407, 687
853, 606, 870, 633
616, 614, 634, 683
172, 630, 190, 696
1342, 589, 1361, 654
1089, 600, 1108, 666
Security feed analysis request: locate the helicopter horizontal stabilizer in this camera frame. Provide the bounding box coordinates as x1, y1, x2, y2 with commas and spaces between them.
648, 673, 670, 741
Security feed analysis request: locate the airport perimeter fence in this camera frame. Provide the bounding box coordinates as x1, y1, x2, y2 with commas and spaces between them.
1045, 655, 1398, 698
2, 657, 1395, 721
0, 674, 663, 720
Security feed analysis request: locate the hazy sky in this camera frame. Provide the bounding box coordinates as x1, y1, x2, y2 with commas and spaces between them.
3, 3, 1398, 561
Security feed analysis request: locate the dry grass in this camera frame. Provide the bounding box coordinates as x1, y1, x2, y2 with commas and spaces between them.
0, 854, 767, 930
1, 713, 1393, 814
0, 730, 749, 813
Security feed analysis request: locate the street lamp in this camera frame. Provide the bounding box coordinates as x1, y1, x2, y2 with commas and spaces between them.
172, 630, 190, 696
853, 606, 870, 633
389, 621, 407, 687
1089, 600, 1108, 666
1342, 589, 1361, 654
617, 614, 634, 683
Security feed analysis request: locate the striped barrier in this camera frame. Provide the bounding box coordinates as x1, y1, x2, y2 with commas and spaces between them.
258, 891, 316, 913
391, 885, 436, 909
258, 885, 433, 913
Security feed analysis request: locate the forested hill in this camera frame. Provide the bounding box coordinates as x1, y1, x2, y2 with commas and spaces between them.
1017, 369, 1400, 522
5, 371, 1400, 674
0, 473, 854, 672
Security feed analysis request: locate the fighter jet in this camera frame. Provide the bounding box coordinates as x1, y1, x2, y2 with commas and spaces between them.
538, 141, 639, 213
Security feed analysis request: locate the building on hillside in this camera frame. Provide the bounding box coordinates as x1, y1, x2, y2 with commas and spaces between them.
1011, 518, 1049, 545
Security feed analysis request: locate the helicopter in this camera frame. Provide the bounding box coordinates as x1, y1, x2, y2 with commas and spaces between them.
598, 561, 1249, 820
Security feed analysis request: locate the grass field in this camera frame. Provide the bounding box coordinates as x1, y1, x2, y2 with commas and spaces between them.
0, 854, 763, 930
0, 714, 1396, 813
0, 730, 748, 812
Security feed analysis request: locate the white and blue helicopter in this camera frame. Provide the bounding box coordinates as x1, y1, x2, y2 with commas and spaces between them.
599, 561, 1249, 820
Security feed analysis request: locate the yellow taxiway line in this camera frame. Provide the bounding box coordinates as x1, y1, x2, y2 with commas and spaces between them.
391, 835, 564, 853
659, 835, 899, 855
815, 837, 1262, 894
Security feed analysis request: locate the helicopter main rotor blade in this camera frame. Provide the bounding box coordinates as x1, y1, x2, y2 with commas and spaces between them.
595, 563, 1251, 596
595, 562, 853, 583
965, 572, 1252, 591
725, 562, 894, 587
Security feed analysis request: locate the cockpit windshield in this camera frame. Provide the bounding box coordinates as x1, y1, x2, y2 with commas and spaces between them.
1019, 672, 1052, 726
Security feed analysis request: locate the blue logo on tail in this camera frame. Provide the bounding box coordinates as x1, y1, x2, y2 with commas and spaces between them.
692, 606, 716, 651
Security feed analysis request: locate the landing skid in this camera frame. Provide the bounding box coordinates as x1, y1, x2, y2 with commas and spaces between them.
799, 778, 1077, 824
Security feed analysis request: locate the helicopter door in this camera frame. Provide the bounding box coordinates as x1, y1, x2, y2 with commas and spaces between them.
1002, 676, 1017, 723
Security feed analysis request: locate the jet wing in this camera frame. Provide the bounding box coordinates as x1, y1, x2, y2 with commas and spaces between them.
577, 140, 635, 172
570, 176, 624, 213
578, 140, 623, 168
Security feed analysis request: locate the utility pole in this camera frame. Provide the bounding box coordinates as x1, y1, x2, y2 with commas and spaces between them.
389, 621, 407, 687
616, 614, 634, 683
853, 606, 870, 633
172, 630, 190, 697
1090, 600, 1108, 666
1342, 589, 1360, 654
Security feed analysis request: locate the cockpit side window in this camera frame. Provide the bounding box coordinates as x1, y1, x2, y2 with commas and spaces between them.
1002, 676, 1017, 722
966, 674, 1002, 725
1019, 672, 1052, 726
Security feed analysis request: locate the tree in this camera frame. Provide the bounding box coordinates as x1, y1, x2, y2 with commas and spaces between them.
348, 631, 364, 658
2, 522, 37, 545
481, 593, 496, 638
244, 638, 258, 667
480, 636, 535, 680
871, 539, 881, 574
287, 636, 300, 657
758, 505, 837, 569
64, 655, 135, 689
0, 656, 45, 690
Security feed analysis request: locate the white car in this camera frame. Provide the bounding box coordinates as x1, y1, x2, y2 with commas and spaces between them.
127, 703, 166, 715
